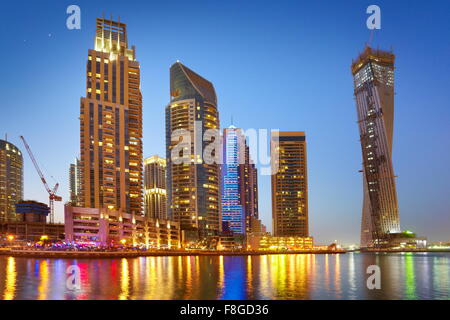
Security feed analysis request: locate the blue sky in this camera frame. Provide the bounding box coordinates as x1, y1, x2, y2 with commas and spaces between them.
0, 0, 449, 244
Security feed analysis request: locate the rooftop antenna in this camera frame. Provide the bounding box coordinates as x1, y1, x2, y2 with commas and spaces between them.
231, 115, 234, 126
4, 133, 7, 141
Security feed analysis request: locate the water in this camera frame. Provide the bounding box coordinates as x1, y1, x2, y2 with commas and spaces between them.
0, 252, 449, 300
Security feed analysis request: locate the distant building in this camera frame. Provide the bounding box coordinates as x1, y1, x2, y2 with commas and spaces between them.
261, 224, 267, 234
0, 139, 23, 222
15, 200, 49, 223
241, 143, 259, 233
79, 18, 143, 215
351, 47, 401, 248
69, 158, 82, 207
271, 131, 308, 237
385, 231, 427, 249
166, 62, 221, 241
248, 216, 263, 234
247, 234, 313, 251
64, 206, 180, 248
144, 155, 167, 219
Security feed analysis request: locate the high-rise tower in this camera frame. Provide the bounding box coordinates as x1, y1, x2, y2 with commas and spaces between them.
221, 126, 258, 235
166, 62, 220, 240
144, 155, 167, 220
271, 131, 308, 237
69, 158, 82, 207
351, 47, 401, 248
80, 18, 143, 215
0, 139, 23, 222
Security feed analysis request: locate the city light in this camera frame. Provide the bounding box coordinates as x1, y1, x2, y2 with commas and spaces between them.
0, 1, 448, 305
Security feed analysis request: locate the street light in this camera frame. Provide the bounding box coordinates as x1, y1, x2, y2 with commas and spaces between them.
7, 235, 14, 242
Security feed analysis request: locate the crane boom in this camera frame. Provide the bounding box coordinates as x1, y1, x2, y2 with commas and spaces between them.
19, 136, 52, 194
19, 135, 61, 223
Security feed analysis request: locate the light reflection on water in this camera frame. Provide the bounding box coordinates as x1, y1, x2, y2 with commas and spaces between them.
0, 253, 449, 300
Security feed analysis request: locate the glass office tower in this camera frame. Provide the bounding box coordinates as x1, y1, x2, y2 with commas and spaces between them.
221, 126, 258, 235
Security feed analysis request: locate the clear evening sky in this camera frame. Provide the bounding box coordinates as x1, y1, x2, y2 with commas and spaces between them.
1, 0, 449, 244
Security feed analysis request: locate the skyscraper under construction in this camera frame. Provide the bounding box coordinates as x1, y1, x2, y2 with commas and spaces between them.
79, 18, 143, 215
351, 46, 401, 248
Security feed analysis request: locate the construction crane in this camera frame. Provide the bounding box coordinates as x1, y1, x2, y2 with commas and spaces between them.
20, 136, 62, 223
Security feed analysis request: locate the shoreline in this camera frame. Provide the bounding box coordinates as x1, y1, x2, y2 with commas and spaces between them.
0, 249, 345, 259
1, 248, 449, 259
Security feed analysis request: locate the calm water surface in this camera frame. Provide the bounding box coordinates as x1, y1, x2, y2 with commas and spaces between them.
0, 252, 449, 300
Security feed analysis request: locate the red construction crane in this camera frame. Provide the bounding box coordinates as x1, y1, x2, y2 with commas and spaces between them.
20, 136, 62, 223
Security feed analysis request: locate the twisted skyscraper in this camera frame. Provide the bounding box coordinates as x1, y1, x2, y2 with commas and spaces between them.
351, 47, 401, 248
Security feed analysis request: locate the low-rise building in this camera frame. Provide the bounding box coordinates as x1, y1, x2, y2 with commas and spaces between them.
247, 234, 313, 251
0, 222, 64, 242
0, 200, 64, 242
218, 233, 245, 250
15, 200, 49, 223
65, 205, 180, 248
386, 231, 427, 249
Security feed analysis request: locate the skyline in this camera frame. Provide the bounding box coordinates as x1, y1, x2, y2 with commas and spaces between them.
1, 0, 449, 244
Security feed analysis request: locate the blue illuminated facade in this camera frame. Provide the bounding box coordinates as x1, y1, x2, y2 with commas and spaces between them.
221, 126, 245, 234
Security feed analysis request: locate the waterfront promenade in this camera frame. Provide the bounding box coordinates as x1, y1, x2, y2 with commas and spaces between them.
0, 248, 345, 259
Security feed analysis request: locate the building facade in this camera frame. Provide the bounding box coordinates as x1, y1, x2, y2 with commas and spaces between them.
15, 200, 49, 223
351, 47, 401, 248
69, 158, 82, 207
221, 126, 245, 234
166, 62, 221, 241
79, 18, 143, 215
0, 139, 23, 222
64, 206, 180, 248
144, 155, 167, 219
241, 142, 259, 233
221, 126, 258, 235
271, 131, 308, 237
1, 221, 64, 242
247, 234, 313, 251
